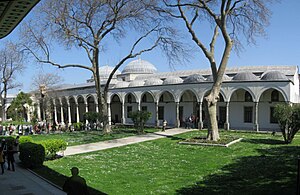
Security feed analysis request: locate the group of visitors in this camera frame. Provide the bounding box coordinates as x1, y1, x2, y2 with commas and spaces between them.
184, 114, 198, 129
0, 136, 19, 174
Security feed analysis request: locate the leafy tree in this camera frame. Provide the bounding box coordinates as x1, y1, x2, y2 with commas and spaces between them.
7, 92, 32, 122
152, 0, 277, 141
21, 0, 183, 134
274, 104, 300, 144
128, 110, 152, 134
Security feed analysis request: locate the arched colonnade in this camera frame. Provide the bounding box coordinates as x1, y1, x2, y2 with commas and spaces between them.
38, 84, 288, 131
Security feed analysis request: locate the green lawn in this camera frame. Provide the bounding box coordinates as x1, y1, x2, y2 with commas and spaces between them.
29, 128, 159, 146
32, 130, 300, 195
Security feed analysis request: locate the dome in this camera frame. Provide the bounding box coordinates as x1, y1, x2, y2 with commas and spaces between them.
88, 65, 121, 82
128, 80, 145, 87
207, 74, 231, 82
163, 76, 183, 85
122, 59, 157, 74
114, 81, 130, 88
183, 74, 206, 83
144, 78, 163, 86
232, 72, 258, 81
99, 65, 121, 79
261, 71, 288, 80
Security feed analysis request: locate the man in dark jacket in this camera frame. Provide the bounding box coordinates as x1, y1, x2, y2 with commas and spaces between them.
63, 167, 89, 195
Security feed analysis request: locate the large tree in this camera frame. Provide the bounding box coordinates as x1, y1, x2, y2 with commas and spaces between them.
0, 42, 24, 121
154, 0, 275, 140
21, 0, 182, 133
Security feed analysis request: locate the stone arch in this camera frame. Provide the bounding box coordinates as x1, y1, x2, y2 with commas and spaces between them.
111, 94, 122, 124
229, 88, 256, 130
125, 92, 137, 104
158, 90, 175, 103
87, 95, 96, 112
55, 98, 61, 123
179, 89, 198, 128
257, 87, 288, 102
68, 96, 77, 123
140, 91, 156, 125
229, 87, 256, 102
158, 91, 176, 126
201, 89, 227, 102
61, 97, 68, 124
257, 88, 285, 131
77, 96, 85, 122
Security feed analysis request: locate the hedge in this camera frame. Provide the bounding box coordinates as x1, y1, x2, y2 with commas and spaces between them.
19, 136, 33, 144
37, 139, 67, 159
19, 142, 45, 168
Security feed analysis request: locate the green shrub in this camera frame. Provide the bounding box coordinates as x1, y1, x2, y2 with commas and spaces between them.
19, 142, 45, 168
73, 122, 83, 131
19, 136, 33, 144
38, 139, 67, 159
274, 103, 300, 144
128, 111, 152, 134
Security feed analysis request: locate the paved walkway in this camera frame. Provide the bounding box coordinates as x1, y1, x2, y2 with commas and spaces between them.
64, 128, 194, 156
0, 128, 194, 194
0, 156, 66, 195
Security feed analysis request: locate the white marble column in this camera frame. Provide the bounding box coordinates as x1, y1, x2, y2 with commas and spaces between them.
253, 102, 259, 131
60, 104, 64, 124
37, 101, 41, 121
68, 104, 71, 125
95, 104, 99, 113
121, 102, 125, 124
155, 102, 159, 127
224, 102, 230, 130
53, 103, 58, 125
137, 102, 141, 111
76, 104, 80, 123
85, 104, 89, 124
108, 103, 111, 125
176, 102, 180, 128
198, 102, 203, 130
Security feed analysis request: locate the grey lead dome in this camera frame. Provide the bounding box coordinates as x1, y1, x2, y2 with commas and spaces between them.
261, 71, 288, 80
232, 72, 259, 81
183, 74, 206, 83
122, 59, 157, 74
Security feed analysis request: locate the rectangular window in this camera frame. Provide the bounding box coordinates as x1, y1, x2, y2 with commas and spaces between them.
270, 107, 278, 123
141, 106, 147, 111
158, 106, 164, 120
244, 106, 253, 123
127, 106, 132, 117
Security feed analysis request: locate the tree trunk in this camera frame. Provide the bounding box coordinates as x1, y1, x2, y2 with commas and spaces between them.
205, 85, 221, 141
101, 94, 111, 134
206, 101, 219, 141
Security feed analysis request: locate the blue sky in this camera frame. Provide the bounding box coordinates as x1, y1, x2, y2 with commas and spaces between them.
1, 1, 300, 94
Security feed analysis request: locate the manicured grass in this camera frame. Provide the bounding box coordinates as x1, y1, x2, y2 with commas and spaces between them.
28, 128, 159, 146
32, 130, 300, 195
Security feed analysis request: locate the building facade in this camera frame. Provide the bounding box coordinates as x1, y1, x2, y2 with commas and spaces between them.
31, 59, 300, 131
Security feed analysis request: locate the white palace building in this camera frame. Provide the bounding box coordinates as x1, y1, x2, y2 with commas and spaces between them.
27, 59, 300, 131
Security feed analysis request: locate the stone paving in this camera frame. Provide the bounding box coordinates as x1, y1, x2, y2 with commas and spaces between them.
64, 128, 194, 156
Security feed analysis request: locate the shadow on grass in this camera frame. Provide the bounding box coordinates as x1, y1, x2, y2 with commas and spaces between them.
242, 138, 286, 145
176, 146, 300, 195
31, 165, 107, 195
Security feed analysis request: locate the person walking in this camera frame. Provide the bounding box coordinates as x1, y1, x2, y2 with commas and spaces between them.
63, 167, 89, 195
6, 145, 15, 171
162, 120, 167, 132
13, 136, 20, 152
0, 147, 5, 174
